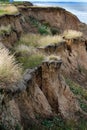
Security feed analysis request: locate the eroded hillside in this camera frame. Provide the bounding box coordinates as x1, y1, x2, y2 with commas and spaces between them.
0, 3, 85, 48
0, 2, 87, 130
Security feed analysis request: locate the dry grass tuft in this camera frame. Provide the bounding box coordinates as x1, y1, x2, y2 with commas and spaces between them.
0, 4, 18, 15
63, 30, 83, 39
19, 33, 41, 47
15, 43, 45, 70
15, 44, 37, 55
38, 35, 64, 47
0, 47, 22, 85
18, 34, 64, 48
4, 5, 18, 14
46, 55, 61, 61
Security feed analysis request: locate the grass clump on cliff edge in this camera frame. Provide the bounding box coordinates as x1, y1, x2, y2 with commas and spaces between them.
15, 44, 45, 70
17, 53, 44, 70
17, 34, 41, 47
15, 44, 37, 55
0, 4, 18, 15
63, 30, 83, 39
18, 34, 64, 48
38, 35, 64, 47
15, 34, 64, 70
0, 47, 22, 85
4, 4, 18, 14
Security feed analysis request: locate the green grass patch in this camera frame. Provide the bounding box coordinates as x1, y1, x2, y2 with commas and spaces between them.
17, 33, 64, 48
17, 54, 44, 70
41, 116, 69, 130
78, 98, 87, 113
29, 16, 52, 35
65, 78, 87, 100
65, 77, 87, 114
0, 47, 22, 85
77, 116, 87, 130
41, 116, 87, 130
0, 10, 7, 15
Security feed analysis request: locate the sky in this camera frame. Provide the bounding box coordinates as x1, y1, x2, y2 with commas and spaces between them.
15, 0, 87, 2
29, 0, 87, 2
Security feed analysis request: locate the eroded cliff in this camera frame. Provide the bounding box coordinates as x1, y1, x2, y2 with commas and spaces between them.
0, 4, 84, 48
0, 3, 87, 130
1, 37, 87, 129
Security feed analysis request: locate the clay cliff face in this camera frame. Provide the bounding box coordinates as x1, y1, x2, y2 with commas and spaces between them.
42, 38, 87, 87
0, 14, 23, 47
1, 37, 87, 129
0, 3, 87, 130
0, 60, 79, 130
19, 6, 80, 32
0, 5, 82, 47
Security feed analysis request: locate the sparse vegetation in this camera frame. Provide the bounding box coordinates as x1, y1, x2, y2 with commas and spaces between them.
38, 25, 51, 35
0, 47, 22, 85
65, 78, 87, 100
29, 16, 52, 35
78, 98, 87, 113
15, 124, 22, 130
39, 115, 87, 130
51, 27, 60, 35
63, 30, 83, 39
65, 78, 87, 114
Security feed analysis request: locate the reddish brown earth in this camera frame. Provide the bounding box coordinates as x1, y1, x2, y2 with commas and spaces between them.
0, 4, 86, 47
1, 37, 87, 129
0, 3, 87, 130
